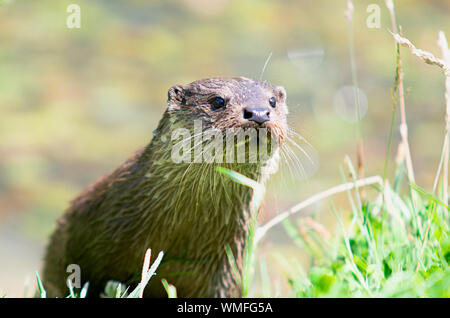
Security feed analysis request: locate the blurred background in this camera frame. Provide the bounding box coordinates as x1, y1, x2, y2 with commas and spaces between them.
0, 0, 449, 297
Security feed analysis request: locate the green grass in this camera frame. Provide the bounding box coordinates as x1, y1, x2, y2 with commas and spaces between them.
34, 250, 165, 298
220, 160, 449, 298
279, 177, 449, 297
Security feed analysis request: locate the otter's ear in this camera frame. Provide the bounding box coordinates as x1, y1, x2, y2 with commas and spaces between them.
274, 86, 287, 102
167, 85, 187, 109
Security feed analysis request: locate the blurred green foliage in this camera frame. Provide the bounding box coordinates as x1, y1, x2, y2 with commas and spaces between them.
282, 184, 449, 298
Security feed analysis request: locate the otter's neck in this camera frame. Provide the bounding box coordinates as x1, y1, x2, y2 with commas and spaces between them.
137, 113, 278, 231
127, 116, 279, 296
139, 142, 266, 231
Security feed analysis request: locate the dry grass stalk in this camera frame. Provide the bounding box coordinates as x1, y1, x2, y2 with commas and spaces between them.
391, 32, 450, 77
437, 31, 450, 207
139, 248, 152, 298
345, 0, 365, 193
255, 175, 383, 242
385, 0, 417, 205
390, 29, 450, 208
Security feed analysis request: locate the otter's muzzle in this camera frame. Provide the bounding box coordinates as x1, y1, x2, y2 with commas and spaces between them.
243, 107, 270, 125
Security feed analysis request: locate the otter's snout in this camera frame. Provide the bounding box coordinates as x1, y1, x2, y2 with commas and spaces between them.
243, 107, 270, 125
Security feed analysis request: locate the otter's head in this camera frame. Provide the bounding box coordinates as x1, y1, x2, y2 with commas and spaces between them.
167, 77, 289, 143
165, 77, 289, 167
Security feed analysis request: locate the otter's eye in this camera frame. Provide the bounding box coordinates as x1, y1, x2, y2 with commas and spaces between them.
211, 97, 226, 110
269, 97, 277, 108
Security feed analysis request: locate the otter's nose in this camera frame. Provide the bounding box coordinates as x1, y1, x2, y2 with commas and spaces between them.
243, 107, 270, 125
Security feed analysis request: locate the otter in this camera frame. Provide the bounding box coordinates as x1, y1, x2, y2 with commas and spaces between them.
42, 77, 289, 297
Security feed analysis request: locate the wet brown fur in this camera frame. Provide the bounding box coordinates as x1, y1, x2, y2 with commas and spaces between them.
42, 77, 289, 297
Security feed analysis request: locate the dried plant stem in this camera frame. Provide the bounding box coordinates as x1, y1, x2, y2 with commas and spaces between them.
391, 32, 450, 76
345, 0, 365, 199
383, 84, 398, 180
259, 52, 273, 82
436, 31, 450, 207
385, 0, 417, 205
139, 248, 152, 298
254, 175, 383, 243
389, 28, 450, 208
